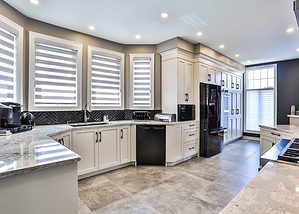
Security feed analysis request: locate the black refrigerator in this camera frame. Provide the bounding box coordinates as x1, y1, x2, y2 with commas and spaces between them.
200, 83, 224, 157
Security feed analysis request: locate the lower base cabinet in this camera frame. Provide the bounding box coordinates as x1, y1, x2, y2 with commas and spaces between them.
72, 126, 131, 176
50, 131, 72, 149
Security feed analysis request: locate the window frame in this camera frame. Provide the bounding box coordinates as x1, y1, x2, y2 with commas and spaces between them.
87, 45, 125, 110
28, 31, 83, 111
129, 53, 155, 110
0, 14, 23, 105
244, 64, 277, 133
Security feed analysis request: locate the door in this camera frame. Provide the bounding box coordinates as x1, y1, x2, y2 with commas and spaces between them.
120, 126, 131, 164
221, 72, 228, 89
72, 128, 98, 175
236, 76, 242, 91
166, 125, 183, 162
184, 61, 193, 103
231, 92, 237, 116
99, 127, 119, 169
177, 60, 186, 103
231, 75, 237, 89
61, 131, 72, 149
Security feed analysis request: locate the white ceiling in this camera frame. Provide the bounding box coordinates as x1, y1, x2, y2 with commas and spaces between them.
4, 0, 299, 65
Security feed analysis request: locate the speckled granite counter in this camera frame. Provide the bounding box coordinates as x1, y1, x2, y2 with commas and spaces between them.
260, 124, 299, 135
220, 162, 299, 213
0, 125, 80, 179
0, 120, 198, 179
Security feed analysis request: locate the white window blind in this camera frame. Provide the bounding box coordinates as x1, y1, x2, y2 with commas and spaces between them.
245, 65, 276, 132
0, 26, 16, 102
90, 52, 122, 107
33, 42, 78, 106
132, 56, 153, 107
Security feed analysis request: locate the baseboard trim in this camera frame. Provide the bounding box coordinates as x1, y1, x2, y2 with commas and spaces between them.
166, 153, 198, 166
242, 135, 260, 141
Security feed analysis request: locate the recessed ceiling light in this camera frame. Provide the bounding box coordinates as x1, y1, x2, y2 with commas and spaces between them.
235, 54, 240, 57
88, 25, 95, 31
219, 44, 225, 49
247, 60, 251, 64
287, 28, 294, 33
30, 0, 39, 5
135, 34, 141, 39
196, 32, 202, 36
296, 48, 299, 52
161, 12, 169, 18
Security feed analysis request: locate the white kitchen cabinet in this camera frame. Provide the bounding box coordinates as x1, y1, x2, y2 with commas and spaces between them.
215, 70, 222, 86
120, 126, 131, 164
199, 63, 221, 85
98, 127, 119, 169
236, 93, 242, 116
236, 76, 242, 91
72, 128, 99, 175
51, 131, 72, 149
166, 125, 183, 163
178, 59, 194, 104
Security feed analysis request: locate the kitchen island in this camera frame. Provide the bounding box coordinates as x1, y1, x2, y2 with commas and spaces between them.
220, 161, 299, 213
0, 125, 81, 214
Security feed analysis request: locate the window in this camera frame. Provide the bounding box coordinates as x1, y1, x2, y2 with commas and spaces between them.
29, 32, 82, 111
0, 15, 23, 104
87, 46, 124, 109
130, 54, 154, 109
245, 65, 276, 132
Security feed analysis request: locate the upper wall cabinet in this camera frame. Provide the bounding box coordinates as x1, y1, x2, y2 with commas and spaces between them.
199, 64, 222, 86
160, 48, 194, 115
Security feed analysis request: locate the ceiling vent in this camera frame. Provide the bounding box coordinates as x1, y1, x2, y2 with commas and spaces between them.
294, 0, 299, 26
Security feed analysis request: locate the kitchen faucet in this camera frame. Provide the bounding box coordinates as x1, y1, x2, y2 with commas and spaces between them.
84, 103, 91, 123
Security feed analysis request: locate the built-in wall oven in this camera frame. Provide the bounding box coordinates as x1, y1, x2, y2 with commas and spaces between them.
178, 104, 195, 121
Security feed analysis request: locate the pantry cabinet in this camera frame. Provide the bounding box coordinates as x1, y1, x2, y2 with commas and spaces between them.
178, 59, 194, 103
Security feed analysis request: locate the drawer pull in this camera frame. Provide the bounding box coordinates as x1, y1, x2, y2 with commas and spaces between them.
189, 124, 195, 127
271, 132, 280, 137
189, 134, 195, 137
189, 147, 195, 150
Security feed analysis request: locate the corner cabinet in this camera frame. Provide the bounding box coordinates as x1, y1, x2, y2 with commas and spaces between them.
160, 48, 194, 115
51, 131, 72, 149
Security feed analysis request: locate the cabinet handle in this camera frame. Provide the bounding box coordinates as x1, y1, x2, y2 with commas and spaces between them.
221, 80, 225, 86
231, 109, 234, 115
99, 131, 102, 142
271, 132, 280, 137
236, 84, 239, 89
236, 109, 239, 115
189, 147, 195, 150
208, 74, 211, 81
189, 124, 195, 127
58, 139, 61, 144
61, 138, 65, 146
120, 129, 123, 139
231, 82, 234, 88
185, 93, 188, 102
189, 133, 195, 137
96, 132, 99, 143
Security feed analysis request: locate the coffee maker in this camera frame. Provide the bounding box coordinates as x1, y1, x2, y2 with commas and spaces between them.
0, 102, 22, 128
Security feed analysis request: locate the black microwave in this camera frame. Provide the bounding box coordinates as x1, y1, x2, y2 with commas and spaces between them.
178, 104, 195, 121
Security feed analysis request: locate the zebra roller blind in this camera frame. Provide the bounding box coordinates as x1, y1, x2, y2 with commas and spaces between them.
0, 26, 16, 102
33, 42, 78, 106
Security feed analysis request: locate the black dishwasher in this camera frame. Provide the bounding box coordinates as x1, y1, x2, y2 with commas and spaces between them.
136, 125, 166, 165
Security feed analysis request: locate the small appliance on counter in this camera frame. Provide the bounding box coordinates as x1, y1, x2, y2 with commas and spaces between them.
132, 111, 151, 120
178, 104, 195, 121
0, 102, 34, 135
154, 113, 176, 122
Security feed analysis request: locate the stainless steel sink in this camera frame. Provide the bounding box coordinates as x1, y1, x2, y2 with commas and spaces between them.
69, 122, 109, 127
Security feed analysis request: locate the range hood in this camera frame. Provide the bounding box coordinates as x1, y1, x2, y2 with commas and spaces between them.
294, 0, 299, 26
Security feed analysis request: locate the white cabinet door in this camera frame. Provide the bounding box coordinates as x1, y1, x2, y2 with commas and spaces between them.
236, 93, 242, 116
184, 61, 193, 103
231, 75, 237, 89
177, 60, 186, 103
120, 126, 131, 164
227, 73, 232, 89
221, 72, 227, 89
260, 137, 275, 156
61, 131, 72, 149
231, 92, 237, 116
166, 125, 183, 162
236, 117, 242, 137
236, 76, 242, 91
215, 70, 222, 86
99, 127, 119, 169
72, 128, 98, 175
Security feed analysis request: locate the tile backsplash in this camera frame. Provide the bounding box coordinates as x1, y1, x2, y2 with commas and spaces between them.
32, 110, 162, 125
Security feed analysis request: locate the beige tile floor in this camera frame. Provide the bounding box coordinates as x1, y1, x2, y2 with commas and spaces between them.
78, 140, 259, 214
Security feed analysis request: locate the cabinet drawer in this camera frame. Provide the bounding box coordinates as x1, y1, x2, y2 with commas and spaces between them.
184, 129, 199, 143
184, 142, 197, 157
183, 121, 199, 130
261, 129, 292, 139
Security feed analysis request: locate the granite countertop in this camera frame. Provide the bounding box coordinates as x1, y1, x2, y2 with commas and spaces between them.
259, 124, 299, 135
220, 161, 299, 213
0, 125, 80, 179
0, 120, 198, 179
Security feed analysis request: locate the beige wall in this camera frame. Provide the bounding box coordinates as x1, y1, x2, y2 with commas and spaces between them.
0, 1, 161, 110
